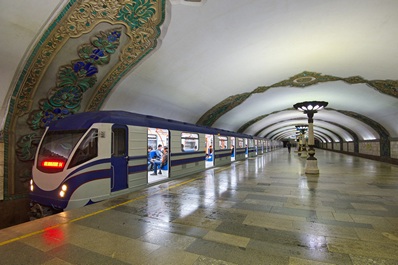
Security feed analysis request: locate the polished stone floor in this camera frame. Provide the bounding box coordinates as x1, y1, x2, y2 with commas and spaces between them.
1, 149, 398, 264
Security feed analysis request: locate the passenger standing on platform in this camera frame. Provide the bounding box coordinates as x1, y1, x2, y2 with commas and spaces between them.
287, 142, 292, 153
151, 144, 163, 175
147, 146, 153, 170
160, 146, 168, 173
206, 145, 213, 160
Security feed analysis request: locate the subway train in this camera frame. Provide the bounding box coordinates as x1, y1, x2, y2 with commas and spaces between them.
29, 111, 281, 216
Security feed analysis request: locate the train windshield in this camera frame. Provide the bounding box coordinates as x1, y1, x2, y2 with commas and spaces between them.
37, 130, 86, 173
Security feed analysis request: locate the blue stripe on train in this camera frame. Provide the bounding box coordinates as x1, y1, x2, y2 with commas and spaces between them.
30, 168, 111, 209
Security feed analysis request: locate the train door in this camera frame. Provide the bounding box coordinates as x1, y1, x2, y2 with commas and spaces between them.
249, 139, 255, 157
148, 128, 169, 183
244, 138, 248, 158
257, 139, 261, 154
230, 137, 235, 161
236, 137, 244, 161
205, 134, 214, 168
111, 125, 128, 192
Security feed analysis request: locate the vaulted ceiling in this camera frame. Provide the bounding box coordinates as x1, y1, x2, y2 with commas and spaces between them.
1, 0, 398, 159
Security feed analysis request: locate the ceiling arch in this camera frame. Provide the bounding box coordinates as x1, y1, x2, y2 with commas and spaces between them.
313, 127, 341, 143
1, 0, 398, 198
263, 123, 340, 142
243, 109, 378, 142
209, 80, 396, 140
273, 130, 330, 144
267, 127, 335, 143
313, 133, 330, 144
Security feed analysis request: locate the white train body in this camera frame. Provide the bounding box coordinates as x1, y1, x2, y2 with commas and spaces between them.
30, 111, 280, 211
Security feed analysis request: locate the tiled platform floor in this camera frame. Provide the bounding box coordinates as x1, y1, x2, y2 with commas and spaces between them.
1, 149, 398, 264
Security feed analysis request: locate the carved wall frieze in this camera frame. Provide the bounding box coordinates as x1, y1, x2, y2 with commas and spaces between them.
5, 0, 166, 198
196, 93, 251, 127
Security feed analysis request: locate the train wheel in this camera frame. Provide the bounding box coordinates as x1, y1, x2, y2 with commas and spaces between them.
30, 203, 44, 219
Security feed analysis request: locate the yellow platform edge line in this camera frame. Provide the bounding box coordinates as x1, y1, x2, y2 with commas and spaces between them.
0, 166, 230, 246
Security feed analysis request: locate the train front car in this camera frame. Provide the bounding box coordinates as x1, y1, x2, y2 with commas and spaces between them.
30, 119, 110, 215
28, 110, 269, 217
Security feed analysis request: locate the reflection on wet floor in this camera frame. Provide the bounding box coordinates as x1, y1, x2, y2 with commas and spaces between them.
148, 170, 169, 183
1, 149, 398, 264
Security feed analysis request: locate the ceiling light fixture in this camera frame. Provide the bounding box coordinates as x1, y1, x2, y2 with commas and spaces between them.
293, 101, 328, 174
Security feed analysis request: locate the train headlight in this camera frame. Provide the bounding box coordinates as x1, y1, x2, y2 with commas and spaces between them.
30, 179, 34, 192
59, 184, 68, 197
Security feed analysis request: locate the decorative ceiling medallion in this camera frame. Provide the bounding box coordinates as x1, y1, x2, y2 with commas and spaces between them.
292, 76, 316, 85
288, 71, 340, 87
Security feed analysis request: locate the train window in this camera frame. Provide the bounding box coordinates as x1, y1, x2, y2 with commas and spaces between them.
69, 129, 98, 169
37, 130, 86, 173
148, 134, 157, 149
218, 136, 227, 149
148, 128, 169, 150
237, 138, 244, 148
112, 128, 126, 157
181, 133, 198, 152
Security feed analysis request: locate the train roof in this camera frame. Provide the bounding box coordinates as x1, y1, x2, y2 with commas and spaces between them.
47, 111, 254, 138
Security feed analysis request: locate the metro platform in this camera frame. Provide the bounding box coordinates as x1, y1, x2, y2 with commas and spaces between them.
1, 149, 398, 265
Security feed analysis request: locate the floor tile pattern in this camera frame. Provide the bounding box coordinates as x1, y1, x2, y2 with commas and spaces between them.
1, 149, 398, 264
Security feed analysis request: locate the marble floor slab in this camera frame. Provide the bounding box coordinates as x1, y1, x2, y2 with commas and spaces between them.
1, 149, 398, 264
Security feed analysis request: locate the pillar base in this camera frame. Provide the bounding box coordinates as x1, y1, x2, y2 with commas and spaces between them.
300, 151, 307, 158
305, 159, 319, 174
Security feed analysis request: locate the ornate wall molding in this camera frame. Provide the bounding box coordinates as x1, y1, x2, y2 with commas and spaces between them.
4, 0, 166, 199
196, 93, 251, 127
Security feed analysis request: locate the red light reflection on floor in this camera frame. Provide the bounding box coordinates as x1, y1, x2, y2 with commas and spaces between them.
42, 227, 64, 245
